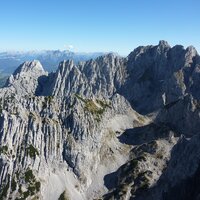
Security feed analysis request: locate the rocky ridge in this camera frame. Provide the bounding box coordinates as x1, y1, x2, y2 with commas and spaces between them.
0, 41, 200, 200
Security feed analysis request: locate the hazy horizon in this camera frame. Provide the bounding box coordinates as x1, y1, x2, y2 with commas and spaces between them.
0, 41, 199, 57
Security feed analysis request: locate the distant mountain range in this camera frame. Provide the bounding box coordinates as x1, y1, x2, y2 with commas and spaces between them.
0, 74, 7, 87
0, 50, 106, 87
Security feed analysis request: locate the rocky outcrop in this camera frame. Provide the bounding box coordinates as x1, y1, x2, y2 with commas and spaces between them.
0, 41, 200, 200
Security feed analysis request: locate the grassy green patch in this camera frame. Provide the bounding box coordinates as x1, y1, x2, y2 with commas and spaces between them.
11, 178, 17, 191
16, 169, 41, 199
58, 191, 70, 200
85, 100, 100, 114
25, 169, 35, 183
0, 145, 8, 155
131, 159, 139, 168
26, 145, 39, 158
35, 182, 41, 192
74, 94, 111, 121
0, 181, 10, 198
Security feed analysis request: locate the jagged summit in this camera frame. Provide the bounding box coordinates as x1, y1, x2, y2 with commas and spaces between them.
158, 40, 170, 47
57, 59, 74, 72
186, 45, 198, 57
13, 60, 44, 75
4, 60, 47, 95
1, 41, 200, 200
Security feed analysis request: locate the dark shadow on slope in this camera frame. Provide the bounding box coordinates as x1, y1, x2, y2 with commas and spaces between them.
117, 78, 164, 115
134, 135, 200, 200
118, 123, 178, 146
103, 122, 179, 193
161, 164, 200, 200
116, 43, 200, 115
104, 171, 119, 190
35, 75, 49, 96
35, 73, 55, 96
155, 95, 200, 137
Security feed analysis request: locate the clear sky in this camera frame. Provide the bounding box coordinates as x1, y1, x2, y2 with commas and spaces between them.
0, 0, 199, 55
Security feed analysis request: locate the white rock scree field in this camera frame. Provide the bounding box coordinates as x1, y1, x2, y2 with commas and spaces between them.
1, 41, 200, 200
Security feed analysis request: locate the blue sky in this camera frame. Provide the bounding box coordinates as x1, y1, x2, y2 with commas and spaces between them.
0, 0, 199, 55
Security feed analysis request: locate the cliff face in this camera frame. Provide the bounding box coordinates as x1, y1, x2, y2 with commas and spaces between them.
1, 41, 200, 200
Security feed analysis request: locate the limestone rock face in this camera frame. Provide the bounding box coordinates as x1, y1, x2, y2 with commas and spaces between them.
1, 41, 200, 200
121, 41, 199, 114
5, 60, 48, 95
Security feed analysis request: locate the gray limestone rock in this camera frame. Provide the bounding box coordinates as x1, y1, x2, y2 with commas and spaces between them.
0, 41, 200, 200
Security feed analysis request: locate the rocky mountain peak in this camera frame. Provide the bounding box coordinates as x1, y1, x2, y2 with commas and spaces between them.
186, 45, 198, 55
57, 59, 74, 73
5, 60, 47, 95
1, 41, 200, 200
13, 60, 44, 75
158, 40, 170, 48
185, 45, 198, 61
127, 41, 170, 65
